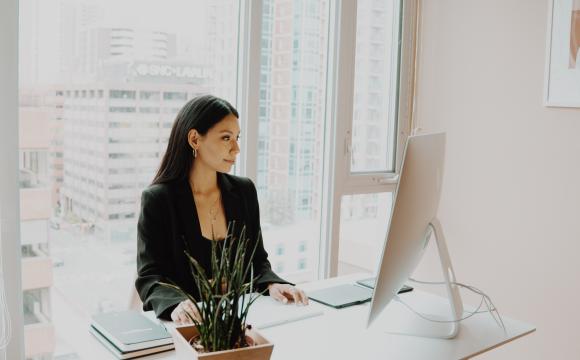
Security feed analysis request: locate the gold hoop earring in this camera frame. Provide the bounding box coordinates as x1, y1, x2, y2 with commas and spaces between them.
192, 148, 197, 158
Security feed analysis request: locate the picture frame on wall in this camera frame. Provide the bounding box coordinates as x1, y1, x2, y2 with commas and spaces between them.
544, 0, 580, 107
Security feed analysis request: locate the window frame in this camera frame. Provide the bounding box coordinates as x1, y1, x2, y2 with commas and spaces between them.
235, 0, 262, 181
318, 0, 419, 277
3, 1, 420, 357
1, 0, 25, 359
237, 0, 420, 278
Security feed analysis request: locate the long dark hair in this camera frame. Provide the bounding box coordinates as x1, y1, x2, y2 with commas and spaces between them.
151, 94, 238, 185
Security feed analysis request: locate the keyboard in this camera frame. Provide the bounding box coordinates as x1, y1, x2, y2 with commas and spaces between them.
244, 294, 324, 329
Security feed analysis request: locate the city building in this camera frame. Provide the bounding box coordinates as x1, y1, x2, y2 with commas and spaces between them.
76, 27, 177, 78
60, 60, 210, 242
207, 0, 239, 102
252, 0, 331, 277
350, 0, 396, 173
256, 0, 397, 276
258, 0, 328, 224
19, 89, 56, 360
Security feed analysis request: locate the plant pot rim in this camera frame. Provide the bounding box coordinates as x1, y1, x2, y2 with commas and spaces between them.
171, 324, 274, 360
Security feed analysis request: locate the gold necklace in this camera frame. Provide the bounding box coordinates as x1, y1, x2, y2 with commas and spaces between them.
208, 192, 221, 240
191, 183, 222, 239
208, 192, 221, 225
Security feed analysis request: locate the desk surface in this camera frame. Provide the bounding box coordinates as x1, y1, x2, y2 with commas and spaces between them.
86, 274, 535, 360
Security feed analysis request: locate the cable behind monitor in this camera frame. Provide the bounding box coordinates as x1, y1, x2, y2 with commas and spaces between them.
396, 278, 506, 331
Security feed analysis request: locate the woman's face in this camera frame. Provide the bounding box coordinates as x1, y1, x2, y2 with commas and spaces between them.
190, 113, 241, 173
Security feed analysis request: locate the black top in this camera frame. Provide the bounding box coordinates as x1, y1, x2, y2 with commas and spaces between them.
135, 173, 291, 320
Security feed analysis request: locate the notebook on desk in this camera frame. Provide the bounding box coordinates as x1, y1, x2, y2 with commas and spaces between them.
245, 295, 325, 329
90, 325, 174, 359
90, 310, 173, 356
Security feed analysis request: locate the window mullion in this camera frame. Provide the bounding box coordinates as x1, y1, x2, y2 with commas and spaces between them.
1, 0, 25, 358
237, 0, 263, 182
322, 0, 359, 278
395, 0, 420, 172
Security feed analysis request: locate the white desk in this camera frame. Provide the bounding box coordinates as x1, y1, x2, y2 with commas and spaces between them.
87, 274, 535, 360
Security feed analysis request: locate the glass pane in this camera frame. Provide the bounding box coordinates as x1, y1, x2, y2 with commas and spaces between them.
18, 0, 239, 358
338, 193, 393, 275
256, 0, 330, 283
23, 289, 51, 325
350, 0, 400, 173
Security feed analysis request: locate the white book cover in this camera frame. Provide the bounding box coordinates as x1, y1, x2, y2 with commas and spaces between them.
90, 310, 173, 352
90, 325, 174, 359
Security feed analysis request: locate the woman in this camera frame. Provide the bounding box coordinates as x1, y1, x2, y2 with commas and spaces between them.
135, 94, 308, 324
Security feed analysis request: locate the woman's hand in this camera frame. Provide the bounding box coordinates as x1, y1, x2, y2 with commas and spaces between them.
171, 299, 201, 325
268, 283, 309, 305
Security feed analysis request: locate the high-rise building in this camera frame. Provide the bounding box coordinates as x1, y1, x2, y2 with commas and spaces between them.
48, 91, 66, 212
258, 0, 328, 224
256, 0, 396, 276
76, 28, 177, 78
256, 0, 330, 276
207, 0, 239, 102
58, 0, 104, 82
350, 0, 395, 173
19, 88, 57, 360
60, 60, 210, 242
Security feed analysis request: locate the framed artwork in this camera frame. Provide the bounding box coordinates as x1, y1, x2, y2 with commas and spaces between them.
544, 0, 580, 107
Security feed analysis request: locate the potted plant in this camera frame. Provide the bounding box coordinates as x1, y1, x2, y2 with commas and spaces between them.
159, 224, 273, 360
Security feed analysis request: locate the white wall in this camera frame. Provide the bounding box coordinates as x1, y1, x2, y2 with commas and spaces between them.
412, 0, 580, 358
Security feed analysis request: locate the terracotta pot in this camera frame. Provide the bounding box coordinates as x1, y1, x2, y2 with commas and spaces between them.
170, 325, 274, 360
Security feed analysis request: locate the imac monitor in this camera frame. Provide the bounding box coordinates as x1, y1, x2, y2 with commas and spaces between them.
366, 132, 463, 338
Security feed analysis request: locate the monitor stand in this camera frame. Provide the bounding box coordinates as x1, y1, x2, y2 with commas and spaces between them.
372, 218, 463, 339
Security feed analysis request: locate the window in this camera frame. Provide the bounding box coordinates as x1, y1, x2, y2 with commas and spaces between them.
350, 0, 399, 173
338, 193, 393, 274
276, 244, 285, 256
329, 0, 411, 278
23, 289, 50, 325
19, 150, 49, 188
256, 0, 330, 283
11, 0, 415, 358
139, 107, 160, 114
163, 91, 187, 101
109, 90, 136, 99
109, 106, 136, 113
17, 1, 240, 358
139, 91, 160, 100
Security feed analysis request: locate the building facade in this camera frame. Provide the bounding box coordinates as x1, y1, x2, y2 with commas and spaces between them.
19, 89, 57, 360
60, 61, 210, 242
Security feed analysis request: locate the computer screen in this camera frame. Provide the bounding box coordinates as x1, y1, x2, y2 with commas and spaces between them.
366, 132, 463, 338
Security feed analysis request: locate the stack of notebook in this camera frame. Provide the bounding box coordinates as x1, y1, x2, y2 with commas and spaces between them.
90, 310, 174, 359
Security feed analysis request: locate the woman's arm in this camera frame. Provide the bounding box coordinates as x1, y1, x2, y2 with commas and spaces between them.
135, 187, 187, 320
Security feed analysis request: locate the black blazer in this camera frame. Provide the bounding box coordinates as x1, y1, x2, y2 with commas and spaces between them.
135, 173, 291, 320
